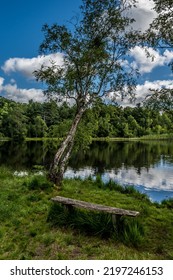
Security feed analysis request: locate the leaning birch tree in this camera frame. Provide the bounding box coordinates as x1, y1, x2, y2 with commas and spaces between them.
35, 0, 142, 186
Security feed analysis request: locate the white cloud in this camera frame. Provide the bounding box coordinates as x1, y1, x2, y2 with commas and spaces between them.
130, 46, 173, 74
108, 79, 173, 106
2, 53, 64, 79
1, 53, 64, 102
0, 81, 45, 103
0, 0, 171, 105
128, 0, 157, 32
163, 49, 173, 64
0, 77, 4, 88
106, 165, 173, 193
135, 80, 173, 103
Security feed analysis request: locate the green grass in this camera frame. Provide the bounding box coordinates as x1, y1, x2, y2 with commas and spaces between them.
0, 167, 173, 260
25, 137, 62, 141
2, 133, 173, 143
140, 133, 173, 140
92, 134, 173, 141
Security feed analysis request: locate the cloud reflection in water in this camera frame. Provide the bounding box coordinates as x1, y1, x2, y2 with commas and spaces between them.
64, 161, 173, 202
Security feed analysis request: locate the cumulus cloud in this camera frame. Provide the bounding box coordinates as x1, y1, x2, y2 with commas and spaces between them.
2, 53, 64, 79
130, 46, 173, 74
109, 79, 173, 106
1, 53, 64, 102
0, 80, 45, 103
135, 80, 173, 104
128, 0, 157, 32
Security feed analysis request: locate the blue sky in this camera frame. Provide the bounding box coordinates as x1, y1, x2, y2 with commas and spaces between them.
0, 0, 81, 60
0, 0, 173, 104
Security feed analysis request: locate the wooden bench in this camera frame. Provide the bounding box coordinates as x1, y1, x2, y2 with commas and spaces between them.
51, 196, 139, 228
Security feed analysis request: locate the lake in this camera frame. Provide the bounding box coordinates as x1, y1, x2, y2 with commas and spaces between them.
0, 139, 173, 202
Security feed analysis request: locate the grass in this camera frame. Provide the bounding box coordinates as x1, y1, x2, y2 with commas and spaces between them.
25, 137, 62, 141
140, 133, 173, 140
1, 133, 173, 143
92, 134, 173, 141
0, 166, 173, 260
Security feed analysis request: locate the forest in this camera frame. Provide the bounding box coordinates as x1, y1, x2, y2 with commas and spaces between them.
0, 96, 173, 141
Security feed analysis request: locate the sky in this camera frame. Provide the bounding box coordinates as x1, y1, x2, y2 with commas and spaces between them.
0, 0, 173, 104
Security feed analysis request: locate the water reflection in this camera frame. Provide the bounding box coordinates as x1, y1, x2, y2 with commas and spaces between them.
0, 140, 173, 201
64, 163, 173, 202
68, 141, 173, 202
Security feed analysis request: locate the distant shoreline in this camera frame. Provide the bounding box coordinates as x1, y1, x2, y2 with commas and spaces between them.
1, 134, 173, 142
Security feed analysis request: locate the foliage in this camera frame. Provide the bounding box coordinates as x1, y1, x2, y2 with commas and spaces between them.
1, 97, 173, 141
0, 97, 27, 141
148, 0, 173, 50
35, 0, 141, 109
144, 89, 173, 112
143, 0, 173, 108
161, 198, 173, 209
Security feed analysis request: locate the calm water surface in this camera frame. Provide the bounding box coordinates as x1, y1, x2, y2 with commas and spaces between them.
0, 140, 173, 202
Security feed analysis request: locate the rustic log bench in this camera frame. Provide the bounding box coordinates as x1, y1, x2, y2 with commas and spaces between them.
51, 196, 140, 229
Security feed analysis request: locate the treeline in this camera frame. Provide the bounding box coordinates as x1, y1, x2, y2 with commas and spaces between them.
0, 96, 173, 141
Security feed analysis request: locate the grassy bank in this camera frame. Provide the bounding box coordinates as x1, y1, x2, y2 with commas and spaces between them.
1, 133, 173, 143
0, 167, 173, 260
93, 134, 173, 141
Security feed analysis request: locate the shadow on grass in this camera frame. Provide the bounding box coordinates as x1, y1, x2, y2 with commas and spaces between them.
47, 203, 144, 248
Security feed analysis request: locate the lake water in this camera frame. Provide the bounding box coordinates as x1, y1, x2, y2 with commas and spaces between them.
0, 140, 173, 202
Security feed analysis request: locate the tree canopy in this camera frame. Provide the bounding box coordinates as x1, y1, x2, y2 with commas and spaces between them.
151, 0, 173, 49
143, 0, 173, 109
35, 0, 142, 109
1, 96, 173, 141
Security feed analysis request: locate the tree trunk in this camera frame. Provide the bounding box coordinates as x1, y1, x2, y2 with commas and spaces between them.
49, 106, 86, 186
